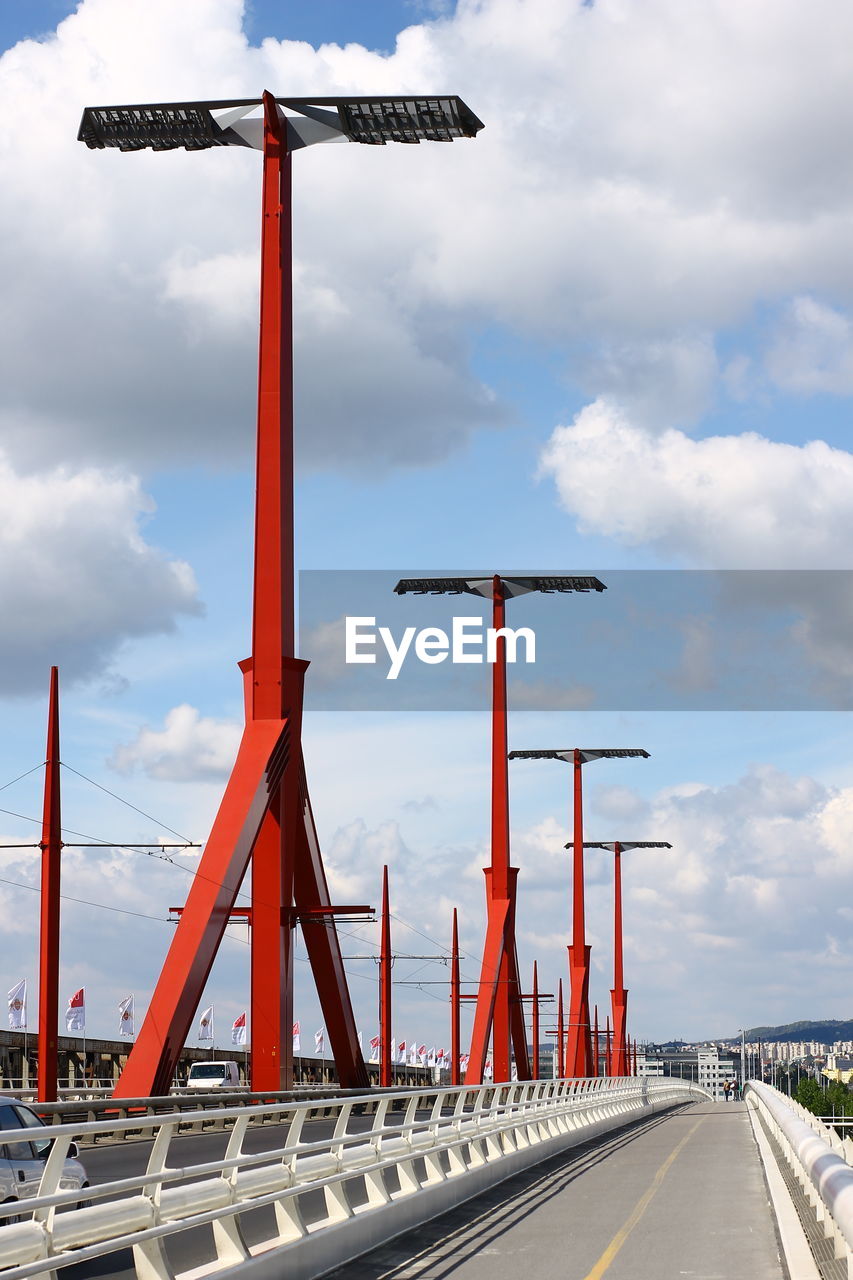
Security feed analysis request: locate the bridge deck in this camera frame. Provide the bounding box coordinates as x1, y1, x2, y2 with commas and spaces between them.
334, 1101, 785, 1280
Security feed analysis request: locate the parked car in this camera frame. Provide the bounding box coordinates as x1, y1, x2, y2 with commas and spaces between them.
186, 1061, 242, 1089
0, 1098, 88, 1218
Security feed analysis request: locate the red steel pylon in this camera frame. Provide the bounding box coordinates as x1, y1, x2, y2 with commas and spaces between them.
557, 978, 565, 1078
593, 1004, 599, 1078
115, 95, 366, 1097
605, 1015, 612, 1075
38, 667, 62, 1104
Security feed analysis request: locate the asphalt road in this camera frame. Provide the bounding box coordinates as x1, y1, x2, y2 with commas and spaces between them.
328, 1102, 785, 1280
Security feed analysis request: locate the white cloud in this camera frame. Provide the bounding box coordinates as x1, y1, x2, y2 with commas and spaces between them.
4, 0, 853, 470
540, 399, 853, 567
766, 296, 853, 394
110, 704, 241, 781
0, 452, 200, 692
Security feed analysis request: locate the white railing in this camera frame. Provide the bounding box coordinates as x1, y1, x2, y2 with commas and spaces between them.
0, 1076, 706, 1280
746, 1080, 853, 1275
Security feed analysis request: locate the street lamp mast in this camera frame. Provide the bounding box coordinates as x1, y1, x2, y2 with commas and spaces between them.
510, 748, 649, 1076
79, 93, 483, 1097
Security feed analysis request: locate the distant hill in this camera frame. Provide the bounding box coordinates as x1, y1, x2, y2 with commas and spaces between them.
732, 1020, 853, 1043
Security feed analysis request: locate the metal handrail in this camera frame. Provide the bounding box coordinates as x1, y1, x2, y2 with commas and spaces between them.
0, 1076, 706, 1279
745, 1081, 853, 1271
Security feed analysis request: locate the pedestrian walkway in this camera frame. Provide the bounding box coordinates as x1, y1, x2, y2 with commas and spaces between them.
332, 1102, 784, 1280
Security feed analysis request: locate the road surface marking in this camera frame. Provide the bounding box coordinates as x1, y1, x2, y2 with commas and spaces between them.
581, 1117, 704, 1280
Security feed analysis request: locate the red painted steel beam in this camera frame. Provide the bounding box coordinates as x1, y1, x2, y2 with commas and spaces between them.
380, 867, 392, 1088
593, 1004, 599, 1078
451, 908, 460, 1086
605, 1014, 612, 1075
557, 979, 565, 1078
37, 667, 62, 1104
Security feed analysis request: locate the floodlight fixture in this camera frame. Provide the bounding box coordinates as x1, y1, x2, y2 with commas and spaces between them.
566, 841, 671, 851
564, 839, 671, 1075
79, 95, 484, 153
394, 575, 605, 597
83, 86, 483, 1100
510, 748, 649, 763
510, 745, 650, 1078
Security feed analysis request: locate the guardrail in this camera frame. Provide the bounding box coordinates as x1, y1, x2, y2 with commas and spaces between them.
0, 1075, 705, 1279
746, 1081, 853, 1273
29, 1087, 388, 1143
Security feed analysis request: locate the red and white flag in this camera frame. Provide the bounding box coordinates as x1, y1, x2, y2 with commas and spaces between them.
417, 1044, 427, 1066
315, 1028, 325, 1056
459, 1053, 470, 1073
398, 1040, 406, 1064
436, 1047, 446, 1064
231, 1012, 247, 1046
65, 988, 85, 1033
292, 1021, 301, 1052
369, 1036, 380, 1062
7, 980, 26, 1031
198, 1006, 214, 1041
118, 995, 134, 1038
484, 1057, 493, 1079
427, 1046, 436, 1067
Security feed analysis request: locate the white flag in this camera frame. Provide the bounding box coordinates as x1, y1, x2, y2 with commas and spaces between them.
369, 1035, 380, 1063
198, 1006, 214, 1041
315, 1027, 325, 1056
65, 987, 85, 1033
7, 980, 26, 1031
398, 1040, 407, 1064
417, 1044, 427, 1066
427, 1046, 436, 1067
292, 1021, 301, 1052
118, 995, 134, 1038
357, 1030, 363, 1051
231, 1012, 247, 1046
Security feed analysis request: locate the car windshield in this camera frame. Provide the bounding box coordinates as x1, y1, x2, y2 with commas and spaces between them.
14, 1105, 51, 1157
189, 1065, 226, 1078
0, 1103, 34, 1161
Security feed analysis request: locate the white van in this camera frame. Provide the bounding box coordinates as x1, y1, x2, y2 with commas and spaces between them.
186, 1061, 242, 1090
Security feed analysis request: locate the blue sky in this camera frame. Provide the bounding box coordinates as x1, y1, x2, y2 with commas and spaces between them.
2, 0, 853, 1054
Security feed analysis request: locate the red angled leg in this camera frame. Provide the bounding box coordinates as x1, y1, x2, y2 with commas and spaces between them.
115, 716, 286, 1098
295, 770, 368, 1089
451, 908, 461, 1086
464, 891, 509, 1085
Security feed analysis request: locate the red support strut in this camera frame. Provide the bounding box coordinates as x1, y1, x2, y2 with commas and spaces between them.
37, 666, 62, 1104
557, 978, 565, 1079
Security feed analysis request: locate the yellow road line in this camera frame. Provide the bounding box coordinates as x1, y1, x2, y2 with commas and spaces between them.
581, 1117, 704, 1280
